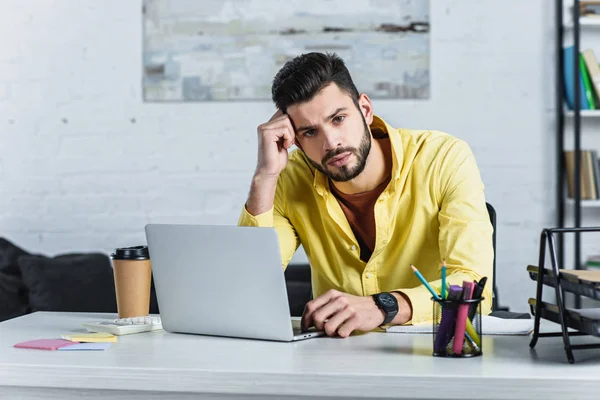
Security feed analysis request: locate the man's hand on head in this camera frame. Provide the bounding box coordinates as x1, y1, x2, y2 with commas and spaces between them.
245, 109, 298, 217
255, 109, 296, 178
300, 290, 386, 338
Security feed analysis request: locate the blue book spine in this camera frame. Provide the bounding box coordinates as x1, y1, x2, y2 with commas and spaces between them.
564, 46, 590, 110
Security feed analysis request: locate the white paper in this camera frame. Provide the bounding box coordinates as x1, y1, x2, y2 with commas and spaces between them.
386, 315, 534, 336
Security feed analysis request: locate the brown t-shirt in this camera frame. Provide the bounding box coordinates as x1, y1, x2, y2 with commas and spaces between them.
329, 175, 391, 262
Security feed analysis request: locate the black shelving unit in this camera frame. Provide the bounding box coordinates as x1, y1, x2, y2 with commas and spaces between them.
557, 0, 585, 308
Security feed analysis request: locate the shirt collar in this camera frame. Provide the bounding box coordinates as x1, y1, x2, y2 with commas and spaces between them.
313, 115, 403, 196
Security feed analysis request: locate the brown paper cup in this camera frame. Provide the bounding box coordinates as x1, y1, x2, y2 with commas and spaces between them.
111, 246, 152, 318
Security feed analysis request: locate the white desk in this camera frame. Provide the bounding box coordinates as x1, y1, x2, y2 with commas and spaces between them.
1, 312, 599, 400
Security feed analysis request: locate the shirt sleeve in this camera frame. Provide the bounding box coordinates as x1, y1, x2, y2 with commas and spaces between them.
398, 140, 494, 325
237, 176, 300, 270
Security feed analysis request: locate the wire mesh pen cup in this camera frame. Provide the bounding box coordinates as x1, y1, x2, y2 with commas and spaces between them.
432, 297, 483, 358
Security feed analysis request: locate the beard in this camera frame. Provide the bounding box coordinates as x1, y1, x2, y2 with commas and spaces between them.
306, 114, 372, 182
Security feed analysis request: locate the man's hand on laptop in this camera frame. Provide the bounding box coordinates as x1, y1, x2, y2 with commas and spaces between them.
300, 290, 403, 338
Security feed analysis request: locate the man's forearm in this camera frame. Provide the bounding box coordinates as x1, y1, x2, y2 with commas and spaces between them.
245, 174, 279, 216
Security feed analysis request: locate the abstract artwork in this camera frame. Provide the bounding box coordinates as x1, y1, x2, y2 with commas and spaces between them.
142, 0, 430, 101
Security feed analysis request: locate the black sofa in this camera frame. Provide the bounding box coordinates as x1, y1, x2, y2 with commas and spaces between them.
0, 237, 312, 322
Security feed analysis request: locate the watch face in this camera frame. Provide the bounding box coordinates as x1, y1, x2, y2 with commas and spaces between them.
378, 293, 397, 308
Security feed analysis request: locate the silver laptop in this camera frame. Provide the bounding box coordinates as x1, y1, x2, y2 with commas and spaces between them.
144, 224, 324, 342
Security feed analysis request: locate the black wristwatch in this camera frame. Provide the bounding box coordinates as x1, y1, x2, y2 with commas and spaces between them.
372, 292, 399, 325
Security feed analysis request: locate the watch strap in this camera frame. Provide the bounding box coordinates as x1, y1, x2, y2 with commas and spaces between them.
381, 308, 398, 325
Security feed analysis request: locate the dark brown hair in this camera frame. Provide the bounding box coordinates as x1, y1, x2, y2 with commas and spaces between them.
271, 52, 359, 112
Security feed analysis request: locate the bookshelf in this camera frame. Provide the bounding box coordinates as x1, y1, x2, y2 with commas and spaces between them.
556, 0, 600, 309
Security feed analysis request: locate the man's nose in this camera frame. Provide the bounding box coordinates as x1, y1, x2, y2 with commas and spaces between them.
322, 128, 342, 153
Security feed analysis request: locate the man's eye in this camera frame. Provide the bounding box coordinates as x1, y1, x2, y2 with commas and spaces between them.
333, 115, 345, 124
303, 129, 317, 137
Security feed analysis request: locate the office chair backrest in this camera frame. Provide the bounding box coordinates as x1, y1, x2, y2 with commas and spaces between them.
485, 202, 499, 311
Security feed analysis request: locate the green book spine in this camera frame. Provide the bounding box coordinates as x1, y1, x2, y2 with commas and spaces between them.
581, 54, 596, 109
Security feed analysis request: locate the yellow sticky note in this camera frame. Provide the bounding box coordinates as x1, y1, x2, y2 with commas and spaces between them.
61, 332, 117, 343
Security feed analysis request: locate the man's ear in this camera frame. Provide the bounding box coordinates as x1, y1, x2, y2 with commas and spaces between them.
357, 93, 374, 125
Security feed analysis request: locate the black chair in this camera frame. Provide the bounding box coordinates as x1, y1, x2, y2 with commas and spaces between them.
284, 202, 507, 316
284, 264, 313, 316
486, 202, 508, 312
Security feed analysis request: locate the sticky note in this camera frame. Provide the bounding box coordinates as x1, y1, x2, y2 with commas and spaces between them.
61, 332, 117, 343
57, 342, 111, 351
14, 339, 76, 350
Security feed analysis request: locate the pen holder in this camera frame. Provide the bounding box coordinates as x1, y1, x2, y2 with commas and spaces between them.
432, 297, 484, 358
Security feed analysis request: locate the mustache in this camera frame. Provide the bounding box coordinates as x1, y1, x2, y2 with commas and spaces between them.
322, 147, 356, 165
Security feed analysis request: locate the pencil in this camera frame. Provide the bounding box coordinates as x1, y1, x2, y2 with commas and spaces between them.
411, 264, 441, 300
441, 259, 447, 299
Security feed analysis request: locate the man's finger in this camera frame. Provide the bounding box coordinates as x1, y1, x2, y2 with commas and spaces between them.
259, 121, 292, 134
282, 132, 295, 149
301, 300, 324, 332
279, 124, 295, 149
311, 297, 348, 332
273, 119, 296, 148
336, 314, 360, 338
301, 290, 341, 331
282, 119, 296, 148
261, 126, 294, 145
323, 305, 354, 337
300, 302, 316, 332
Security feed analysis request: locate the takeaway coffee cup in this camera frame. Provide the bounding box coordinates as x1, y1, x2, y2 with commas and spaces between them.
110, 245, 152, 318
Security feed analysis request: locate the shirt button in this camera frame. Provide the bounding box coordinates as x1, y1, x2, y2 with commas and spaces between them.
351, 245, 357, 251
366, 273, 372, 279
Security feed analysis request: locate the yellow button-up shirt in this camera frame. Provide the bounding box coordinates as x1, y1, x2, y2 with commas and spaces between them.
238, 116, 493, 324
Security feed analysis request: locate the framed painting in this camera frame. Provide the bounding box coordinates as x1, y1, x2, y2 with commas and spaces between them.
143, 0, 430, 101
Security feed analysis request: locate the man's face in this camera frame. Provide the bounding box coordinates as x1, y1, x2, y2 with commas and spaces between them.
287, 83, 372, 182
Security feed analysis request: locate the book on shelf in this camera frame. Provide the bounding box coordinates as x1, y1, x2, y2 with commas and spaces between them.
581, 53, 597, 109
591, 150, 600, 197
580, 1, 600, 18
585, 255, 600, 269
564, 46, 592, 110
564, 150, 600, 200
582, 50, 600, 102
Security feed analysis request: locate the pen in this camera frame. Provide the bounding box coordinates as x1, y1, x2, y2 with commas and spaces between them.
441, 259, 447, 300
464, 331, 481, 353
411, 265, 441, 300
468, 277, 487, 320
465, 318, 481, 348
453, 281, 474, 355
444, 285, 481, 349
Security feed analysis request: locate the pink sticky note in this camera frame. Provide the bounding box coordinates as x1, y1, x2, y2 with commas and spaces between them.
14, 339, 78, 350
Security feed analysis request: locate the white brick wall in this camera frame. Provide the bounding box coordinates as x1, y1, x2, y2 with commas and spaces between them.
0, 0, 555, 312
